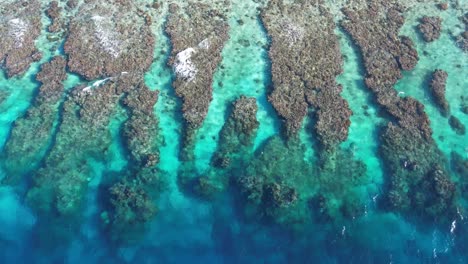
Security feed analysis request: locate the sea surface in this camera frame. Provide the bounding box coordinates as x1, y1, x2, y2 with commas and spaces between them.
0, 0, 467, 263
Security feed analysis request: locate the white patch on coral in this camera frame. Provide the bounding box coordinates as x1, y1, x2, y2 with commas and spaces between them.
174, 48, 197, 81
8, 18, 28, 48
91, 15, 121, 58
198, 38, 210, 50
282, 20, 304, 46
81, 77, 112, 94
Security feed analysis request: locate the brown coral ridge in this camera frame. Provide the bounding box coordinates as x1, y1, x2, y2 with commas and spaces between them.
428, 69, 450, 116
103, 179, 158, 244
0, 0, 42, 78
122, 85, 160, 167
2, 56, 67, 182
342, 1, 456, 220
212, 96, 259, 168
381, 124, 456, 219
102, 80, 163, 244
25, 74, 143, 244
180, 96, 260, 200
165, 1, 230, 159
64, 2, 155, 80
235, 137, 305, 221
455, 13, 468, 52
46, 1, 64, 33
261, 0, 351, 149
418, 16, 443, 42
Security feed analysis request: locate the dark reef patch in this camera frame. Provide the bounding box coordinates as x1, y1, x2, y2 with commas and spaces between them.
455, 13, 468, 52
261, 0, 351, 149
428, 69, 450, 116
2, 56, 67, 183
448, 115, 466, 135
341, 0, 456, 221
418, 16, 442, 42
26, 74, 144, 247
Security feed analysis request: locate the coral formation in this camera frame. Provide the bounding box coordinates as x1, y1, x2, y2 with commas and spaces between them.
428, 69, 450, 116
0, 0, 42, 77
455, 13, 468, 52
448, 115, 466, 135
2, 56, 67, 182
26, 74, 145, 244
418, 16, 442, 42
261, 0, 351, 148
46, 1, 63, 33
165, 1, 230, 160
342, 0, 455, 220
64, 1, 154, 80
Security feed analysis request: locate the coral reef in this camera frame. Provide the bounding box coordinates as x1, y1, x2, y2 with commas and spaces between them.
103, 172, 160, 244
261, 0, 351, 148
46, 1, 63, 33
212, 96, 259, 168
2, 56, 67, 182
122, 85, 160, 167
165, 1, 230, 159
428, 69, 450, 116
26, 74, 143, 243
103, 80, 162, 244
0, 0, 42, 77
418, 16, 442, 42
448, 115, 466, 135
455, 13, 468, 52
181, 96, 259, 199
380, 123, 456, 219
64, 1, 154, 80
342, 0, 455, 220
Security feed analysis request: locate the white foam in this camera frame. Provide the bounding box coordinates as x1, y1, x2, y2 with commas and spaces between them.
174, 48, 197, 81
8, 18, 28, 48
91, 15, 121, 58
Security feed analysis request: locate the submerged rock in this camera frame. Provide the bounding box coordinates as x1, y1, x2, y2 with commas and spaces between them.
428, 69, 450, 116
342, 0, 455, 221
64, 1, 155, 80
418, 16, 442, 42
105, 180, 157, 243
448, 115, 466, 135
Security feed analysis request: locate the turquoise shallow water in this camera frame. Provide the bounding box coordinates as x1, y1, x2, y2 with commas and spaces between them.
0, 0, 467, 263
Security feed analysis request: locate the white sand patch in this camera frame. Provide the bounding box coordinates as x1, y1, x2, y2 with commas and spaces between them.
198, 38, 210, 49
174, 47, 197, 81
8, 18, 28, 48
91, 15, 121, 58
282, 20, 304, 46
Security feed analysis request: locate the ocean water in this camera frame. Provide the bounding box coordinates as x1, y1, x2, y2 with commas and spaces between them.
0, 0, 467, 263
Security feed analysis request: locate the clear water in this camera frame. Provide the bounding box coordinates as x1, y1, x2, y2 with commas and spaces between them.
0, 0, 467, 263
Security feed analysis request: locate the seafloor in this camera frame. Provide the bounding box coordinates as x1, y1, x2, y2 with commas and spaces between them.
0, 0, 467, 263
